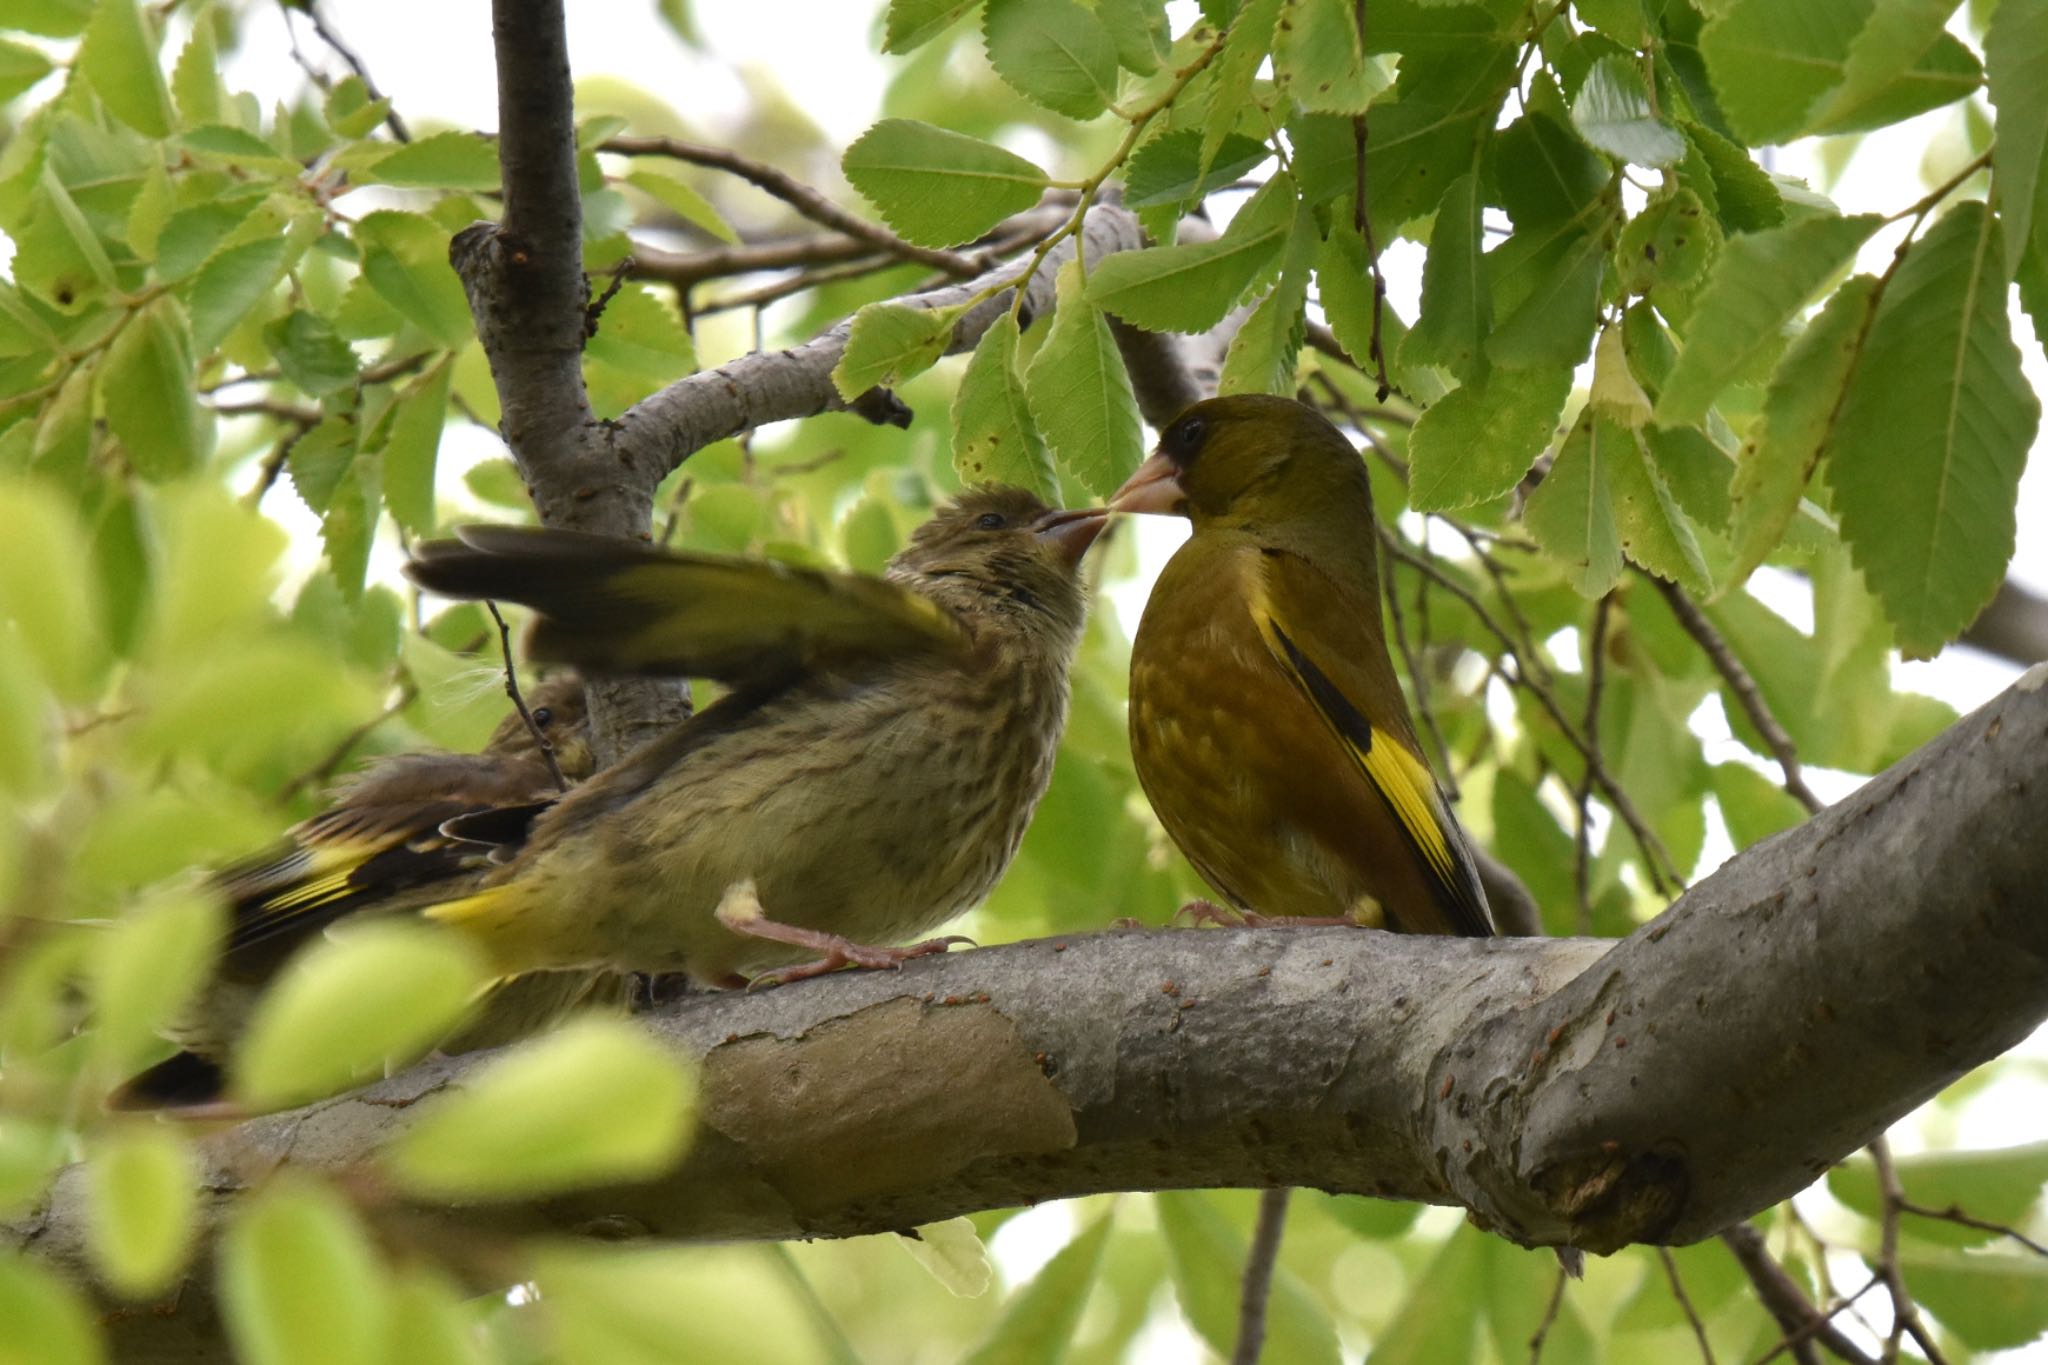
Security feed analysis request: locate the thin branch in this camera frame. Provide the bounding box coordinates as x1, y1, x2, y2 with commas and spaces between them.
294, 1, 412, 142
1895, 1200, 2048, 1258
1750, 1275, 1884, 1365
604, 135, 982, 278
274, 683, 418, 804
631, 234, 882, 290
485, 602, 567, 792
1718, 1222, 1873, 1365
1232, 1189, 1290, 1365
1650, 577, 1823, 815
1871, 1137, 1949, 1365
1527, 1267, 1570, 1362
1660, 1246, 1720, 1365
1574, 595, 1613, 934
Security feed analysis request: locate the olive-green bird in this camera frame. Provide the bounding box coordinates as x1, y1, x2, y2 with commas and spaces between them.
1112, 395, 1493, 937
399, 487, 1107, 986
115, 676, 617, 1109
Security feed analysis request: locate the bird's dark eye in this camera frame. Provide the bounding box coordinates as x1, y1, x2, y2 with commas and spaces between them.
531, 707, 554, 726
976, 512, 1007, 530
1165, 415, 1209, 462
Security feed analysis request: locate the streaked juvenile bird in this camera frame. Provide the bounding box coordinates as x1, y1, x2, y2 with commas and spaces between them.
401, 487, 1107, 986
115, 677, 612, 1109
1111, 395, 1493, 937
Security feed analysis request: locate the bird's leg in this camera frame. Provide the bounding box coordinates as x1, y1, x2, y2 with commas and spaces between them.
1172, 898, 1261, 928
714, 879, 974, 987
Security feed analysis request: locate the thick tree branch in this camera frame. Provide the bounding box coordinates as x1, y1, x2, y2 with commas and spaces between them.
22, 672, 2048, 1362
1960, 576, 2048, 665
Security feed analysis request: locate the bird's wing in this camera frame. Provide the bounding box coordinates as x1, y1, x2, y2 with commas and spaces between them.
406, 525, 969, 687
1250, 549, 1494, 937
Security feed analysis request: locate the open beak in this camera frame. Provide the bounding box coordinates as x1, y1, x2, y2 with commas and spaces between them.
1032, 507, 1110, 566
1108, 451, 1187, 516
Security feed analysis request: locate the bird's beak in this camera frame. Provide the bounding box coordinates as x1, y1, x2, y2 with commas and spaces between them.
1108, 451, 1187, 516
1032, 507, 1110, 565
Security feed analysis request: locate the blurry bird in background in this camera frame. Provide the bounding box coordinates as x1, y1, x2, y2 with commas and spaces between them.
401, 486, 1107, 987
114, 676, 623, 1109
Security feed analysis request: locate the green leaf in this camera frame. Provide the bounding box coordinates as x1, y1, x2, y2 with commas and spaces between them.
1681, 119, 1785, 234
1614, 187, 1721, 310
0, 38, 53, 103
1829, 1141, 2048, 1247
1710, 761, 1809, 848
0, 479, 102, 699
1408, 365, 1572, 511
367, 131, 501, 190
1808, 0, 1963, 133
85, 1126, 197, 1300
264, 309, 360, 397
1655, 213, 1883, 427
1826, 202, 2040, 658
78, 0, 172, 137
142, 483, 287, 660
233, 922, 488, 1110
2, 0, 92, 37
584, 283, 696, 417
383, 1268, 490, 1365
1276, 0, 1392, 114
960, 1211, 1113, 1365
1122, 130, 1271, 209
353, 211, 473, 349
983, 0, 1119, 120
382, 359, 452, 535
1699, 0, 1867, 144
1608, 417, 1713, 595
1218, 202, 1316, 395
1807, 33, 1981, 137
1989, 0, 2048, 271
321, 457, 381, 599
884, 0, 981, 53
221, 1179, 388, 1365
286, 416, 359, 515
842, 119, 1049, 249
1024, 258, 1142, 496
1402, 170, 1489, 380
1726, 274, 1881, 585
1086, 174, 1295, 332
180, 123, 299, 173
1157, 1192, 1341, 1365
325, 76, 390, 140
188, 237, 289, 354
0, 1253, 104, 1365
952, 312, 1056, 499
1897, 1249, 2048, 1350
170, 12, 221, 126
831, 301, 963, 399
1526, 413, 1623, 597
89, 889, 222, 1075
1204, 0, 1285, 171
1098, 0, 1169, 75
385, 1017, 697, 1201
1487, 227, 1606, 370
625, 168, 740, 244
532, 1245, 829, 1365
1572, 54, 1685, 166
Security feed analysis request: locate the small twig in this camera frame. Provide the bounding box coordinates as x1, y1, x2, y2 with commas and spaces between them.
295, 0, 411, 142
585, 257, 632, 337
1719, 1223, 1873, 1365
1527, 1265, 1570, 1362
1749, 1274, 1884, 1365
1232, 1189, 1290, 1365
604, 135, 983, 279
1574, 595, 1613, 933
1660, 1247, 1720, 1365
246, 422, 315, 506
1895, 1200, 2048, 1258
630, 234, 882, 289
485, 602, 567, 791
1871, 1137, 1949, 1365
1651, 577, 1824, 815
210, 397, 323, 425
697, 256, 916, 317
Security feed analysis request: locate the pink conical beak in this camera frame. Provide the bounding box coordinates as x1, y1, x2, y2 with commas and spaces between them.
1108, 451, 1187, 515
1032, 507, 1110, 565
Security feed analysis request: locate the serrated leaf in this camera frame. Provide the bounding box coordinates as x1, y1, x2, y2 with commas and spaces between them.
1098, 0, 1169, 75
1614, 187, 1719, 308
85, 1126, 197, 1300
382, 359, 452, 534
1808, 0, 1961, 134
221, 1180, 387, 1365
1988, 0, 2048, 271
264, 309, 360, 397
983, 0, 1119, 120
831, 301, 963, 399
1726, 274, 1880, 586
1086, 174, 1294, 332
1024, 258, 1142, 496
188, 237, 289, 354
884, 0, 981, 53
625, 168, 739, 244
101, 297, 205, 481
1157, 1193, 1341, 1365
79, 0, 172, 137
952, 312, 1056, 499
367, 131, 500, 190
1402, 170, 1489, 379
353, 211, 473, 349
1655, 212, 1882, 427
1487, 227, 1605, 370
1699, 0, 1867, 144
385, 1018, 696, 1201
170, 13, 220, 126
1807, 33, 1980, 137
1827, 202, 2041, 658
1573, 54, 1684, 166
959, 1212, 1112, 1365
1409, 365, 1572, 511
842, 119, 1049, 249
1123, 130, 1271, 210
180, 123, 299, 173
1681, 119, 1785, 233
0, 37, 53, 103
90, 889, 223, 1074
233, 922, 487, 1110
0, 1253, 104, 1365
321, 457, 381, 599
325, 75, 390, 139
1204, 0, 1284, 171
585, 283, 695, 417
1218, 200, 1315, 394
287, 416, 358, 515
1604, 416, 1712, 594
1525, 413, 1622, 597
1276, 0, 1392, 114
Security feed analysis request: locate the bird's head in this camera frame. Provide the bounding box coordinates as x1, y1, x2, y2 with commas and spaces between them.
887, 486, 1107, 644
485, 673, 596, 781
1109, 395, 1375, 532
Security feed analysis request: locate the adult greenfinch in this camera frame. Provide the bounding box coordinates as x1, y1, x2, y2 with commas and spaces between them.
401, 487, 1107, 986
1111, 395, 1493, 937
115, 676, 616, 1109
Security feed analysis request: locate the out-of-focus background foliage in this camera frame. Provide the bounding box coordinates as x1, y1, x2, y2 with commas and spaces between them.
1, 0, 2046, 1359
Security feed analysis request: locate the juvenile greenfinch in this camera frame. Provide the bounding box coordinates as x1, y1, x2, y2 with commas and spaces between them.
115, 676, 618, 1109
402, 487, 1107, 986
1111, 395, 1493, 937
